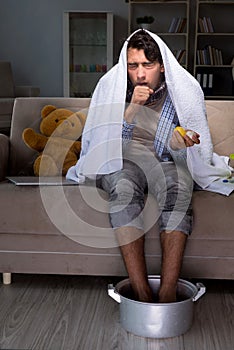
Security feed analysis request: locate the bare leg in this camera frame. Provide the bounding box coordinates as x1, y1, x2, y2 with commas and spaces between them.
115, 226, 153, 302
159, 230, 187, 303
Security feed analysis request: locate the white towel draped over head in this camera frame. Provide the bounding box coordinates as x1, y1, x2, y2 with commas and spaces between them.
66, 30, 233, 195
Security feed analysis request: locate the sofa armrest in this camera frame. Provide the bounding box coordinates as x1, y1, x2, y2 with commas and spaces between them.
15, 85, 40, 97
0, 134, 9, 181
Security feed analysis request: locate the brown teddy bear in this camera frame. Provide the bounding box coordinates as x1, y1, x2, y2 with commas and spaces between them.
22, 105, 87, 176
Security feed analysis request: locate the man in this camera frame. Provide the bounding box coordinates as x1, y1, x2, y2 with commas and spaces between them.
100, 30, 199, 303
67, 30, 233, 303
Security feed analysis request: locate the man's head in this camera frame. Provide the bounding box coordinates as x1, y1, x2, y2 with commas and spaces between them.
127, 30, 164, 90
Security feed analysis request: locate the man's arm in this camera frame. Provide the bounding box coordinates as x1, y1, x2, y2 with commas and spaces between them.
168, 127, 200, 166
124, 85, 153, 123
122, 118, 135, 141
122, 85, 153, 145
170, 127, 200, 151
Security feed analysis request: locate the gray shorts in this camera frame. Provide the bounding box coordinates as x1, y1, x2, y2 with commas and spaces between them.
101, 158, 193, 235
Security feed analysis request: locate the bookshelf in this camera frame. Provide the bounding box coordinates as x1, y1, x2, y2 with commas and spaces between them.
128, 1, 190, 68
128, 1, 234, 99
194, 1, 234, 99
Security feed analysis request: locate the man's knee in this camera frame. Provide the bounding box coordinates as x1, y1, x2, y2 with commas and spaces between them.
113, 178, 136, 202
103, 174, 144, 204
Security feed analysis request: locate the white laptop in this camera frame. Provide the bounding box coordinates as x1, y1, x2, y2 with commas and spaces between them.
7, 176, 77, 186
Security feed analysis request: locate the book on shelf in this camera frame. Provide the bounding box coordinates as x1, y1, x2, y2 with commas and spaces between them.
196, 45, 223, 66
196, 72, 214, 96
173, 49, 186, 64
198, 17, 214, 33
168, 18, 187, 33
196, 73, 202, 85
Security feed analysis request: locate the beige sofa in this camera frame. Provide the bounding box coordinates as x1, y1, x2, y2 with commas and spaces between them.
0, 97, 233, 284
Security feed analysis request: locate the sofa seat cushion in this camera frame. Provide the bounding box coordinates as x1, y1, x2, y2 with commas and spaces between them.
0, 182, 233, 259
186, 190, 234, 257
0, 182, 117, 249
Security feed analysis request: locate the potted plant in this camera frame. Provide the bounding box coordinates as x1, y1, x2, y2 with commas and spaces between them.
136, 16, 155, 30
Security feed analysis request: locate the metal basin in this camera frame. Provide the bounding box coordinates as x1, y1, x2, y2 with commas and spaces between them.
108, 275, 205, 338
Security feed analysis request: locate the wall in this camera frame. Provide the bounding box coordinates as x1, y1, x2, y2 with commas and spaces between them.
0, 0, 129, 96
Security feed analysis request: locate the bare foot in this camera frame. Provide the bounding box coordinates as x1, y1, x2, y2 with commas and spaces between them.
132, 284, 154, 303
137, 289, 154, 303
158, 286, 177, 303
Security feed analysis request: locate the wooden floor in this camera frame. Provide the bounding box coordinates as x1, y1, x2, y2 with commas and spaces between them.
0, 274, 233, 350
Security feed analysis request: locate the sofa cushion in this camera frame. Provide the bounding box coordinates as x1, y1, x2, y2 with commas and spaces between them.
0, 182, 233, 257
9, 97, 91, 175
206, 100, 234, 157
